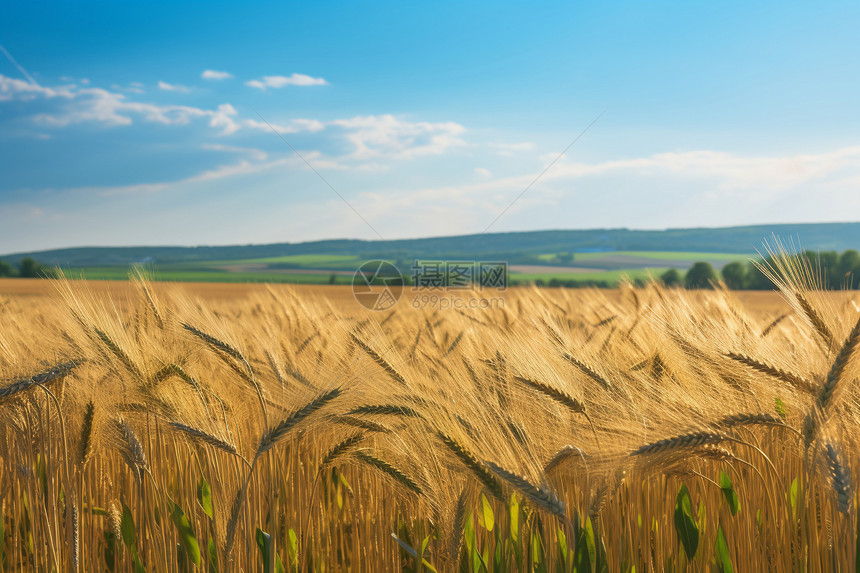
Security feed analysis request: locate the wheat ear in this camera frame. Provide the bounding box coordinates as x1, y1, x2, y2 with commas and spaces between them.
562, 353, 612, 390
513, 375, 586, 415
761, 313, 788, 337
329, 415, 393, 434
436, 431, 504, 502
321, 433, 366, 467
167, 421, 247, 466
94, 328, 143, 379
0, 359, 82, 402
114, 418, 149, 482
824, 442, 853, 514
818, 314, 860, 411
350, 333, 408, 386
725, 352, 815, 393
544, 445, 588, 473
485, 461, 565, 519
348, 404, 422, 418
256, 388, 342, 457
795, 292, 834, 350
631, 431, 726, 457
354, 451, 422, 495
78, 401, 95, 467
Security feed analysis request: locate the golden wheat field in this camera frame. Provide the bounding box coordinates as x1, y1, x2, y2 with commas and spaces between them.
0, 256, 858, 572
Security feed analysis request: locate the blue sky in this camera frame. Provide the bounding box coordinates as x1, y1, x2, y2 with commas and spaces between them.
2, 1, 860, 253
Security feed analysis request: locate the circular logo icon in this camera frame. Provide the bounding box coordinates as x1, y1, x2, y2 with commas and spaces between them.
352, 260, 404, 311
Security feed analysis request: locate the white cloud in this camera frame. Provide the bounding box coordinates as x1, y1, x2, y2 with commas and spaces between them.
301, 145, 860, 238
201, 143, 268, 161
542, 146, 860, 197
243, 117, 326, 134
202, 70, 233, 80
245, 73, 328, 90
0, 74, 74, 101
330, 114, 466, 160
475, 167, 491, 177
77, 155, 296, 197
80, 78, 90, 85
208, 103, 240, 135
1, 74, 474, 163
158, 80, 190, 93
0, 73, 239, 134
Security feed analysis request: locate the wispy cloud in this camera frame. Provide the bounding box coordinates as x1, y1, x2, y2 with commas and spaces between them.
201, 70, 233, 80
201, 143, 268, 161
0, 74, 472, 162
543, 147, 860, 196
245, 73, 328, 90
490, 142, 534, 156
330, 115, 466, 160
157, 80, 190, 93
1, 73, 239, 134
74, 155, 296, 197
243, 117, 326, 134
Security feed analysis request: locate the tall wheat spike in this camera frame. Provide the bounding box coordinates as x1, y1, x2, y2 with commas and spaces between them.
354, 451, 422, 496
818, 313, 860, 411
562, 352, 612, 390
485, 461, 565, 519
257, 388, 342, 457
436, 431, 504, 502
0, 359, 82, 402
823, 442, 853, 514
78, 401, 95, 467
725, 352, 815, 393
350, 332, 408, 386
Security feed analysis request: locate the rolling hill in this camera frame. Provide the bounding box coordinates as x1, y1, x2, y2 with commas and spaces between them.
4, 223, 860, 267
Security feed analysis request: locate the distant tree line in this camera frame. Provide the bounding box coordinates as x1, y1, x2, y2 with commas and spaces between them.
658, 249, 860, 290
526, 278, 611, 289
529, 250, 860, 291
0, 257, 55, 278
